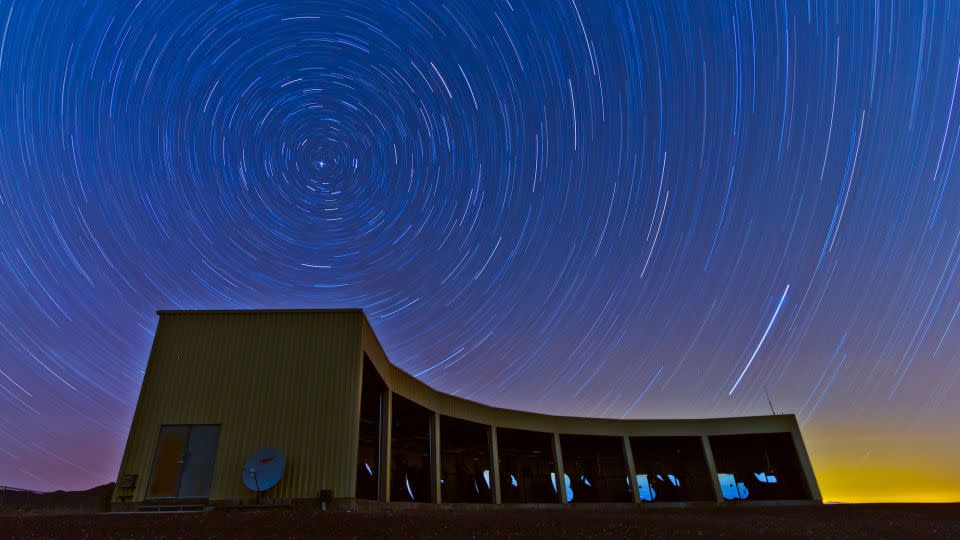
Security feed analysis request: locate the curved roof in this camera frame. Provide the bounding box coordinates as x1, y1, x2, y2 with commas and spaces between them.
357, 310, 802, 438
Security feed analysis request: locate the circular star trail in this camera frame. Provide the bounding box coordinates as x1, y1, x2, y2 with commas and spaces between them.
2, 1, 960, 501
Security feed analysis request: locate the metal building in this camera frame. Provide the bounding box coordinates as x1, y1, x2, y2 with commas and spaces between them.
112, 309, 821, 509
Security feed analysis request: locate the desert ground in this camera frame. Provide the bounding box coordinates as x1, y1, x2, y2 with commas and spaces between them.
2, 503, 959, 539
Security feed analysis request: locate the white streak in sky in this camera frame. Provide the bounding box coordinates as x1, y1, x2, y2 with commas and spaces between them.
829, 110, 865, 252
620, 365, 663, 419
639, 191, 669, 279
0, 4, 13, 71
729, 284, 790, 395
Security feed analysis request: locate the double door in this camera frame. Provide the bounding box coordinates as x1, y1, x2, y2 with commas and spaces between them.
147, 425, 220, 499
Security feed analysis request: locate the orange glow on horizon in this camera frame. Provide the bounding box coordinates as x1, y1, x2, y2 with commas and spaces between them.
807, 421, 960, 504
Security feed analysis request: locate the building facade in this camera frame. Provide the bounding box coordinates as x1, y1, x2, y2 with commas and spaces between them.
112, 309, 821, 509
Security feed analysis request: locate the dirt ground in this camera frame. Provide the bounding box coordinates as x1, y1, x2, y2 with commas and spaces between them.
2, 504, 959, 539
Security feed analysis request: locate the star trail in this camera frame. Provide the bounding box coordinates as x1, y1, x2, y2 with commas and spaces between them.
1, 1, 960, 502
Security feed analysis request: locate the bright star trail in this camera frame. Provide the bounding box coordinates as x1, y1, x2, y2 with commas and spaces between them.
1, 1, 960, 502
729, 284, 790, 396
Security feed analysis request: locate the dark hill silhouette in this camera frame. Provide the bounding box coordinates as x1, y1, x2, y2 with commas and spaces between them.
0, 483, 113, 516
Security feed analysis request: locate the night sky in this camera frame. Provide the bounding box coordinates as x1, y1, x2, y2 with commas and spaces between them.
1, 1, 959, 502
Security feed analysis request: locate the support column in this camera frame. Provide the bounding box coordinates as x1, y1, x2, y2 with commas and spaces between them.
701, 435, 723, 503
623, 436, 640, 504
552, 433, 568, 504
489, 426, 501, 504
430, 412, 442, 504
791, 429, 823, 501
379, 390, 393, 502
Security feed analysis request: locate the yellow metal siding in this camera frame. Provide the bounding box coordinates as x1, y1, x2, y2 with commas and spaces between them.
114, 310, 363, 504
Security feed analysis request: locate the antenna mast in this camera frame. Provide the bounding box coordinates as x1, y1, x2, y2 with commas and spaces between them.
763, 385, 778, 415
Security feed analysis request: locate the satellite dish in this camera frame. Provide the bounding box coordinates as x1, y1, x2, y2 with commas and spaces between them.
243, 448, 285, 492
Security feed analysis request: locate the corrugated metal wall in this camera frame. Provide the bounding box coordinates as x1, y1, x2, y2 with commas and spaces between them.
114, 310, 363, 504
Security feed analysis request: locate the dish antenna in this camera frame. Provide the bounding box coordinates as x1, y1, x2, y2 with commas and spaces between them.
243, 448, 286, 494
